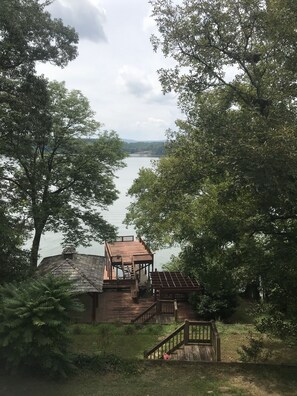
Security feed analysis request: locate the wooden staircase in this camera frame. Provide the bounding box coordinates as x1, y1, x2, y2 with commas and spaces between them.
96, 290, 154, 323
144, 320, 221, 362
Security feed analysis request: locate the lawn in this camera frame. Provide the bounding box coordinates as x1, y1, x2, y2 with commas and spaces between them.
69, 321, 297, 365
1, 362, 297, 396
1, 300, 297, 396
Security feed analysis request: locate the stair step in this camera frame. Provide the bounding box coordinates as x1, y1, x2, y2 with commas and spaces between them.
171, 345, 215, 361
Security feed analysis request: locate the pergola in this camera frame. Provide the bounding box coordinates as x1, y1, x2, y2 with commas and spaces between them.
150, 271, 201, 300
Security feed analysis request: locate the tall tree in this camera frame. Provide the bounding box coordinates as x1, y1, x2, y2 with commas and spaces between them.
0, 81, 125, 268
0, 0, 79, 276
126, 0, 297, 328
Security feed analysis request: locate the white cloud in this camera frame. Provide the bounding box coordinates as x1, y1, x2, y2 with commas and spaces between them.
116, 64, 175, 105
48, 0, 107, 42
142, 14, 157, 33
116, 65, 152, 97
38, 0, 181, 141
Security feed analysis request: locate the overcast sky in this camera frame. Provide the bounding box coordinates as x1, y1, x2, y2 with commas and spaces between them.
36, 0, 181, 141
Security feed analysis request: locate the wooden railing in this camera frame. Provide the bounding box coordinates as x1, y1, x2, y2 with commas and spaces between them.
114, 235, 134, 242
131, 302, 157, 324
131, 299, 177, 324
144, 322, 185, 359
144, 320, 221, 361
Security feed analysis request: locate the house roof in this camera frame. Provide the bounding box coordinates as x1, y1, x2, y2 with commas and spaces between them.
38, 252, 105, 294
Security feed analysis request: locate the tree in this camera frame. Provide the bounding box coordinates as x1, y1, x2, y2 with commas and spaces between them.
0, 80, 125, 269
0, 0, 79, 275
0, 0, 78, 73
0, 0, 78, 136
126, 0, 297, 328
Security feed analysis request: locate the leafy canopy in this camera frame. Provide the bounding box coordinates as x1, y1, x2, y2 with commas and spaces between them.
126, 0, 297, 326
0, 80, 125, 268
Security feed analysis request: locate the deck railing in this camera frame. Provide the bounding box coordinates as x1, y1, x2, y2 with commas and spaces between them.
144, 320, 221, 361
131, 299, 177, 324
144, 322, 185, 359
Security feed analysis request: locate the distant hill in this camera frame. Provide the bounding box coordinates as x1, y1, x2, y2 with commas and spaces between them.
122, 140, 165, 156
82, 138, 165, 157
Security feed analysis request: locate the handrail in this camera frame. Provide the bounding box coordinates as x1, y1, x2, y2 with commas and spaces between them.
131, 302, 157, 323
131, 299, 176, 324
144, 320, 221, 361
144, 323, 185, 359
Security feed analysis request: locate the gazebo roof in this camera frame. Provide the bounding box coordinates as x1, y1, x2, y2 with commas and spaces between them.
38, 252, 105, 294
150, 271, 201, 292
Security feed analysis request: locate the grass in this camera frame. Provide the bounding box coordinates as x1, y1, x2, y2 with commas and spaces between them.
1, 362, 297, 396
1, 299, 297, 395
69, 320, 297, 365
70, 323, 179, 359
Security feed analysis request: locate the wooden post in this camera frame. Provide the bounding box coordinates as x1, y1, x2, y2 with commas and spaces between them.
184, 320, 189, 345
174, 299, 178, 322
216, 337, 221, 362
156, 299, 161, 314
91, 293, 97, 322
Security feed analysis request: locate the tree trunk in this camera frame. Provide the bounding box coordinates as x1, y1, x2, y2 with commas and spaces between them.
30, 228, 43, 269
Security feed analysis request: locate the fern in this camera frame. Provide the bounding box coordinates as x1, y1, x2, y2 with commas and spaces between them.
0, 275, 83, 377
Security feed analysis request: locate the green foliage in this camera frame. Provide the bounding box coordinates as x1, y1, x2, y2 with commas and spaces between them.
237, 332, 272, 363
97, 324, 116, 354
0, 275, 83, 378
189, 292, 237, 321
0, 80, 125, 268
0, 205, 31, 283
0, 0, 78, 74
0, 0, 79, 272
126, 0, 297, 334
256, 311, 297, 344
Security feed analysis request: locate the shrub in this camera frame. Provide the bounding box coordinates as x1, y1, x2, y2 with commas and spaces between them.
237, 331, 272, 362
0, 275, 83, 378
189, 292, 237, 320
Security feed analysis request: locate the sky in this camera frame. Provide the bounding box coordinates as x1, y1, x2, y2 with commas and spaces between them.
36, 0, 182, 141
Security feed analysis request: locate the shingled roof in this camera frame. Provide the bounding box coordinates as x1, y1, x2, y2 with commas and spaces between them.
38, 249, 105, 294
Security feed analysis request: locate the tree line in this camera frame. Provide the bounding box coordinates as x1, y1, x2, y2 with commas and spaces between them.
83, 139, 165, 157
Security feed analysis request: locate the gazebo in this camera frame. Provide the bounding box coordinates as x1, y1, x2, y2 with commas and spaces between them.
37, 247, 105, 322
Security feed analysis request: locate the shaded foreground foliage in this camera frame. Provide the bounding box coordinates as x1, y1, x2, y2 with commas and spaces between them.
0, 275, 82, 378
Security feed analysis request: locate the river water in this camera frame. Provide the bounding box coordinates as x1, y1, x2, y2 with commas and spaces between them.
35, 156, 179, 269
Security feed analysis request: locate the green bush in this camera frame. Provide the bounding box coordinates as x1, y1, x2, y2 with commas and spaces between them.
237, 331, 272, 362
189, 292, 237, 321
0, 275, 83, 378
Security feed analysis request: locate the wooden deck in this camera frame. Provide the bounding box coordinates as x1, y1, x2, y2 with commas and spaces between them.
92, 290, 198, 323
105, 236, 154, 266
